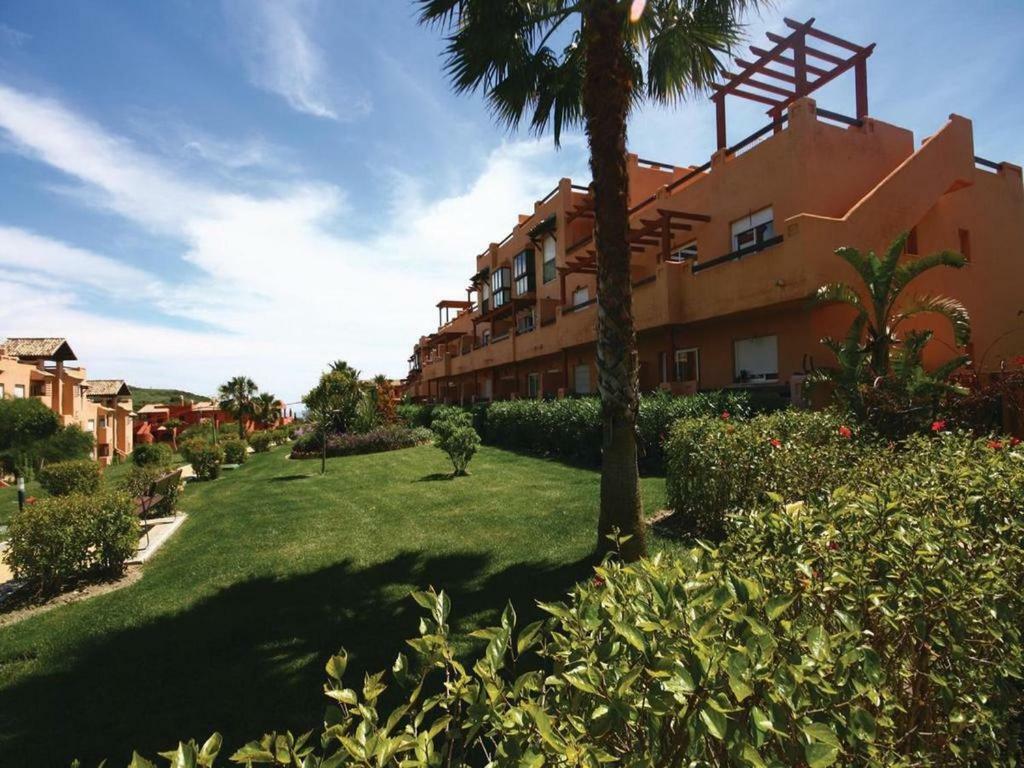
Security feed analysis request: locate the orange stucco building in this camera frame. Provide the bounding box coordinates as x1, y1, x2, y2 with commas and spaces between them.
0, 338, 135, 464
401, 21, 1024, 407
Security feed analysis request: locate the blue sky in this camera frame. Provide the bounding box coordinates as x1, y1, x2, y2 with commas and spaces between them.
1, 0, 1022, 403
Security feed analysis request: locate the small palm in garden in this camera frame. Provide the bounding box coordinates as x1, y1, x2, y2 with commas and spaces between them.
217, 375, 258, 440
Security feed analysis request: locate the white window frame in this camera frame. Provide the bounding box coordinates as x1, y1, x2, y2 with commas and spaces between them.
734, 335, 779, 382
527, 372, 541, 399
14, 384, 26, 398
0, 383, 5, 398
572, 286, 590, 307
674, 347, 700, 383
731, 207, 775, 251
670, 240, 698, 262
542, 236, 557, 283
86, 418, 96, 432
574, 364, 591, 395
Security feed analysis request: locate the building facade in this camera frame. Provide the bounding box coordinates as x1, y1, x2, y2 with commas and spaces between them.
401, 24, 1023, 406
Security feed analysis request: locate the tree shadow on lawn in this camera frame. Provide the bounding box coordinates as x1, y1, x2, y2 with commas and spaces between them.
268, 474, 313, 482
415, 472, 457, 482
0, 549, 594, 767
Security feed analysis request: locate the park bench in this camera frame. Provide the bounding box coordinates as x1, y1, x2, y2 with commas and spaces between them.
134, 468, 183, 549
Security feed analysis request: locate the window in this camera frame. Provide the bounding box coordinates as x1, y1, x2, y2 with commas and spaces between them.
0, 383, 4, 398
670, 241, 698, 262
658, 353, 669, 384
98, 417, 107, 429
731, 207, 775, 251
14, 384, 25, 398
572, 286, 590, 307
542, 236, 557, 283
86, 419, 96, 432
513, 248, 536, 295
480, 377, 493, 400
675, 348, 700, 383
481, 330, 491, 346
734, 335, 778, 382
30, 381, 46, 397
517, 309, 535, 334
958, 228, 971, 261
527, 373, 541, 398
574, 364, 591, 394
491, 267, 511, 309
480, 283, 491, 314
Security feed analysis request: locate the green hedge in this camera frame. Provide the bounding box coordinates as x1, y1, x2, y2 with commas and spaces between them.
7, 490, 138, 593
665, 409, 880, 540
181, 440, 224, 481
113, 431, 1024, 765
131, 442, 172, 468
36, 459, 102, 497
222, 439, 248, 465
248, 431, 273, 453
119, 465, 181, 517
290, 426, 433, 460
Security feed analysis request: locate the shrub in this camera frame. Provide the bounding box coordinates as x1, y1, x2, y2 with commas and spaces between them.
249, 431, 273, 453
222, 438, 248, 465
7, 490, 138, 593
34, 424, 96, 466
290, 426, 432, 460
120, 445, 1024, 765
131, 442, 172, 468
665, 409, 879, 540
436, 424, 480, 476
636, 389, 752, 470
36, 459, 102, 497
119, 465, 181, 517
185, 441, 224, 481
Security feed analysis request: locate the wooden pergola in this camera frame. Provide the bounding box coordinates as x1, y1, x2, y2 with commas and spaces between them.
436, 299, 473, 327
711, 17, 875, 149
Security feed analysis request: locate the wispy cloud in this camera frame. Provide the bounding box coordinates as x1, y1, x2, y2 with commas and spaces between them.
223, 0, 369, 122
0, 23, 30, 49
0, 82, 584, 398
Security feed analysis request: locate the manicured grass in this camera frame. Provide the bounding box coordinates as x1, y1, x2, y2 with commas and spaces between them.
0, 444, 667, 766
0, 460, 134, 528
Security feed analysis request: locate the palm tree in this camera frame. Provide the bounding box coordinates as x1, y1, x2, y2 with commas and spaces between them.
417, 0, 757, 561
811, 231, 971, 417
217, 375, 258, 440
253, 392, 282, 427
329, 360, 361, 380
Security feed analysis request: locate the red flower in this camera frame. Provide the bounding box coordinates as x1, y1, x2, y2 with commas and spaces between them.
828, 541, 840, 551
988, 439, 1004, 451
1010, 437, 1021, 447
931, 420, 947, 432
721, 410, 730, 421
770, 438, 782, 448
838, 425, 852, 439
592, 576, 606, 587
1014, 355, 1024, 367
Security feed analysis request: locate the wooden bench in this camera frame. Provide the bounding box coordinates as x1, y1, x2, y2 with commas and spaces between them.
134, 468, 183, 549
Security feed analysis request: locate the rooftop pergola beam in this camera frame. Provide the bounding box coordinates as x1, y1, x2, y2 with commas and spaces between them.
735, 60, 798, 84
714, 17, 816, 100
790, 17, 865, 53
748, 46, 829, 77
729, 87, 785, 108
765, 31, 845, 66
656, 209, 711, 223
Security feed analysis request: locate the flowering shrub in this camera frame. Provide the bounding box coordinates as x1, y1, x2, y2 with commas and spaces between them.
115, 445, 1023, 764
36, 459, 102, 497
290, 426, 432, 460
665, 409, 881, 539
222, 438, 248, 465
7, 490, 138, 593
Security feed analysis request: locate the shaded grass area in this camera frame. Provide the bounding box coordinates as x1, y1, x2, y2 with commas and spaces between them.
0, 444, 667, 766
0, 460, 135, 529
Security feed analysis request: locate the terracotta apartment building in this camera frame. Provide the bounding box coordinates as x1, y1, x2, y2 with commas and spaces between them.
0, 338, 134, 464
402, 20, 1024, 406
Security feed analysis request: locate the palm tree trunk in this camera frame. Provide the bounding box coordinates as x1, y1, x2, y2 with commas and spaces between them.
582, 0, 646, 562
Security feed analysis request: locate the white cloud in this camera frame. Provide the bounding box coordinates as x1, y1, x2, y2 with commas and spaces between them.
0, 82, 585, 401
223, 0, 369, 122
0, 24, 30, 49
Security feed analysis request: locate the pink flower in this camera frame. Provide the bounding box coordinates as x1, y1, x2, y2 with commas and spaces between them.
988, 439, 1004, 451
770, 438, 782, 448
931, 420, 947, 432
721, 410, 730, 421
592, 576, 606, 587
1015, 355, 1024, 367
1010, 437, 1021, 447
838, 425, 853, 439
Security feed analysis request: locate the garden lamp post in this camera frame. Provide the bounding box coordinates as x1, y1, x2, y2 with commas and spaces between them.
17, 475, 25, 514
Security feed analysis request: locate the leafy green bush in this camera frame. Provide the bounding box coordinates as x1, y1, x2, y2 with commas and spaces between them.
434, 418, 480, 476
184, 441, 224, 481
131, 442, 172, 468
7, 490, 138, 593
290, 426, 432, 460
485, 392, 751, 469
36, 459, 102, 497
118, 438, 1024, 765
248, 431, 273, 453
119, 465, 181, 517
222, 438, 248, 465
664, 408, 880, 540
34, 424, 96, 466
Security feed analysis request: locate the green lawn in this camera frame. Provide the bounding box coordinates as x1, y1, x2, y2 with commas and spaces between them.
0, 444, 668, 766
0, 460, 134, 528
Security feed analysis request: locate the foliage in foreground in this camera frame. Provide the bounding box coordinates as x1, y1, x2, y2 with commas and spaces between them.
0, 397, 94, 476
107, 431, 1023, 765
290, 426, 433, 460
7, 490, 138, 593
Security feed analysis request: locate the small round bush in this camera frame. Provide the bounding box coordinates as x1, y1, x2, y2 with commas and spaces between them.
131, 442, 172, 468
222, 439, 248, 465
436, 423, 480, 476
185, 441, 224, 481
249, 431, 273, 453
37, 459, 102, 497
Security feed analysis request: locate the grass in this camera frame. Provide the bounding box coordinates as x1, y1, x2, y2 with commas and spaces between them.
0, 460, 134, 528
0, 443, 668, 766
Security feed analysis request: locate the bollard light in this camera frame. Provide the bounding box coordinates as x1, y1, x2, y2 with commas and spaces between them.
17, 475, 26, 513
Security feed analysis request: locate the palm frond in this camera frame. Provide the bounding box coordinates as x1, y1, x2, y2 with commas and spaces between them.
832, 246, 874, 292
893, 294, 972, 347
890, 249, 967, 302
812, 282, 868, 316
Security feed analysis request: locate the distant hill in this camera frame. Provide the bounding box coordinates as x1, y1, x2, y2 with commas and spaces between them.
130, 386, 212, 409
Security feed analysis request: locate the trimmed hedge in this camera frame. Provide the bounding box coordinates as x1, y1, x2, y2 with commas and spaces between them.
36, 459, 102, 497
6, 490, 138, 593
131, 442, 172, 468
116, 432, 1024, 765
249, 431, 273, 453
181, 440, 224, 481
290, 426, 433, 460
665, 409, 880, 540
222, 439, 248, 465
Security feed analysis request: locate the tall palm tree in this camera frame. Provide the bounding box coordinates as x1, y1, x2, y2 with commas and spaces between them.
253, 392, 282, 427
418, 0, 757, 561
217, 375, 258, 440
329, 360, 361, 380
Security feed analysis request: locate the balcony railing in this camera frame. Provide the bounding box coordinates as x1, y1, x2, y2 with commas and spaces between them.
691, 234, 784, 274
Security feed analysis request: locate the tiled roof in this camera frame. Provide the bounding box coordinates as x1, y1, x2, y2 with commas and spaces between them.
83, 379, 131, 397
138, 404, 170, 414
0, 337, 77, 360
